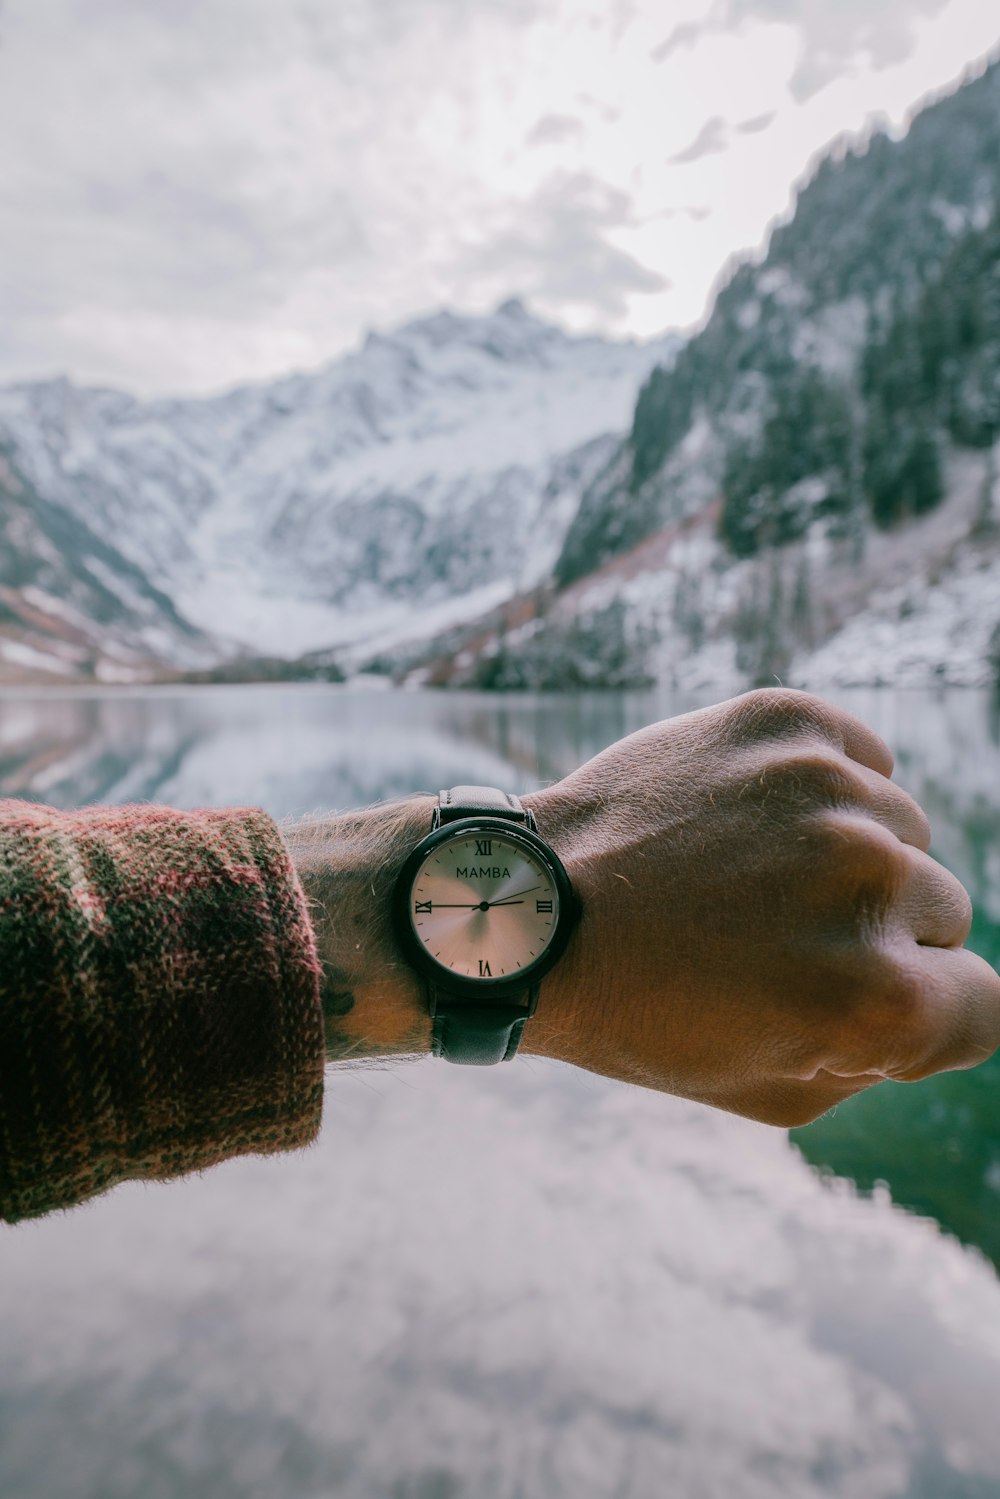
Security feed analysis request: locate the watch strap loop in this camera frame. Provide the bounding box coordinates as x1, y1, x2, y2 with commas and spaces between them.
436, 786, 535, 830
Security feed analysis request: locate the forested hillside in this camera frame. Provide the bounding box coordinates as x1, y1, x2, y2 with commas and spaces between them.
558, 55, 1000, 586
402, 56, 1000, 692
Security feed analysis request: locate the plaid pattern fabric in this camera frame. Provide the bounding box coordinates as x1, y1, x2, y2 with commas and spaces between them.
0, 801, 324, 1223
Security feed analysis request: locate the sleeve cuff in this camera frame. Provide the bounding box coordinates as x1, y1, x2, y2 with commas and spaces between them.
0, 801, 325, 1222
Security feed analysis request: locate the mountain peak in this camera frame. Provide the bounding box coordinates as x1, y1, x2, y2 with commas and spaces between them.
496, 296, 530, 320
390, 298, 552, 352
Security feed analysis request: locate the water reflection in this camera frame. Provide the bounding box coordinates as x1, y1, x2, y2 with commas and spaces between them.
0, 683, 643, 813
1, 684, 999, 1499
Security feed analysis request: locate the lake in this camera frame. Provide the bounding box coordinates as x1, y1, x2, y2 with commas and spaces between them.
1, 683, 999, 1499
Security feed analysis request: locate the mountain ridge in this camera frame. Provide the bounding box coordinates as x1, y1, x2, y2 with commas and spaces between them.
3, 55, 1000, 690
0, 301, 679, 679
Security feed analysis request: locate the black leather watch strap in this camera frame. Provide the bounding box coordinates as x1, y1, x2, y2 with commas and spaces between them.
429, 988, 538, 1065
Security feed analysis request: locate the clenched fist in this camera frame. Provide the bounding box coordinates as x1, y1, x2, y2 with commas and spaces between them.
522, 689, 1000, 1125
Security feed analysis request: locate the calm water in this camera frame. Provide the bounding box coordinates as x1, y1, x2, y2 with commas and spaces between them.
1, 683, 999, 1499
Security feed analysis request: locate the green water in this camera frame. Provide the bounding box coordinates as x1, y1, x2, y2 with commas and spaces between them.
792, 900, 1000, 1270
788, 690, 1000, 1270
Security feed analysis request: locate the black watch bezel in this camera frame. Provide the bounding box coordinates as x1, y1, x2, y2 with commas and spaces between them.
392, 815, 578, 1002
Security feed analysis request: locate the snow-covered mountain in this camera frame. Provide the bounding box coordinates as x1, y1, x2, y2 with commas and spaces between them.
0, 300, 678, 680
0, 446, 216, 682
8, 58, 1000, 692
395, 56, 1000, 692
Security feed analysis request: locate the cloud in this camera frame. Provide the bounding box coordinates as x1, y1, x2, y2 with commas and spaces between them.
0, 0, 574, 392
668, 116, 730, 165
526, 113, 586, 148
644, 204, 714, 223
650, 0, 952, 100
0, 0, 988, 392
650, 20, 705, 64
459, 172, 669, 320
737, 110, 776, 134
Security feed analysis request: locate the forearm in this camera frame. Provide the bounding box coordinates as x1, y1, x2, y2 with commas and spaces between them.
0, 791, 441, 1224
285, 796, 434, 1064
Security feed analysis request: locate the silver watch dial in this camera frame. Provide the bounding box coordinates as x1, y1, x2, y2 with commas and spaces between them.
408, 829, 560, 982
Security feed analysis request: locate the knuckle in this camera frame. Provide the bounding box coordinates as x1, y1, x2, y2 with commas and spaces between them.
813, 812, 909, 894
932, 874, 973, 938
796, 816, 909, 927
905, 797, 933, 850
865, 952, 927, 1020
825, 953, 927, 1073
729, 687, 840, 746
760, 748, 862, 805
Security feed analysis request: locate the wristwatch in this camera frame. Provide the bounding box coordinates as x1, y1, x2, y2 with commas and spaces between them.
393, 785, 578, 1064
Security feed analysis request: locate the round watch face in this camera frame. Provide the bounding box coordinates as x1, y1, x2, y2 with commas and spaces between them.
402, 824, 565, 986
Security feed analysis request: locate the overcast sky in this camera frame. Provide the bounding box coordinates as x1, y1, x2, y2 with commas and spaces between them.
0, 0, 997, 396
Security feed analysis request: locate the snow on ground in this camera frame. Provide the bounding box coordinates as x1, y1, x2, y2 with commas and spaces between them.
0, 305, 676, 659
0, 640, 72, 676
174, 569, 517, 659
800, 549, 1000, 689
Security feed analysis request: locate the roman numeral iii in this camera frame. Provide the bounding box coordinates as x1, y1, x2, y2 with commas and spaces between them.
536, 900, 553, 913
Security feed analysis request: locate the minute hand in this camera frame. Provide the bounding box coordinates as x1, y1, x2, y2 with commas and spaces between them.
490, 885, 542, 907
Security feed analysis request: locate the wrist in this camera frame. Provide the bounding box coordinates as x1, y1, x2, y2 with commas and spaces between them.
515, 787, 592, 1065
286, 796, 435, 1064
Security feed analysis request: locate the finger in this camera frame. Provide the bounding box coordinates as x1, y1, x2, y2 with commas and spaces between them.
890, 944, 1000, 1081
826, 705, 895, 779
838, 761, 932, 850
729, 689, 895, 777
810, 939, 1000, 1084
897, 846, 973, 948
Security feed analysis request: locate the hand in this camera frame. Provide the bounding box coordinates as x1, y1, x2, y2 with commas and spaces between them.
522, 688, 1000, 1126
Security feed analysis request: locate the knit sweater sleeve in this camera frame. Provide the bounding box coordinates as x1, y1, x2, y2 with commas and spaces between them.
0, 800, 325, 1223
